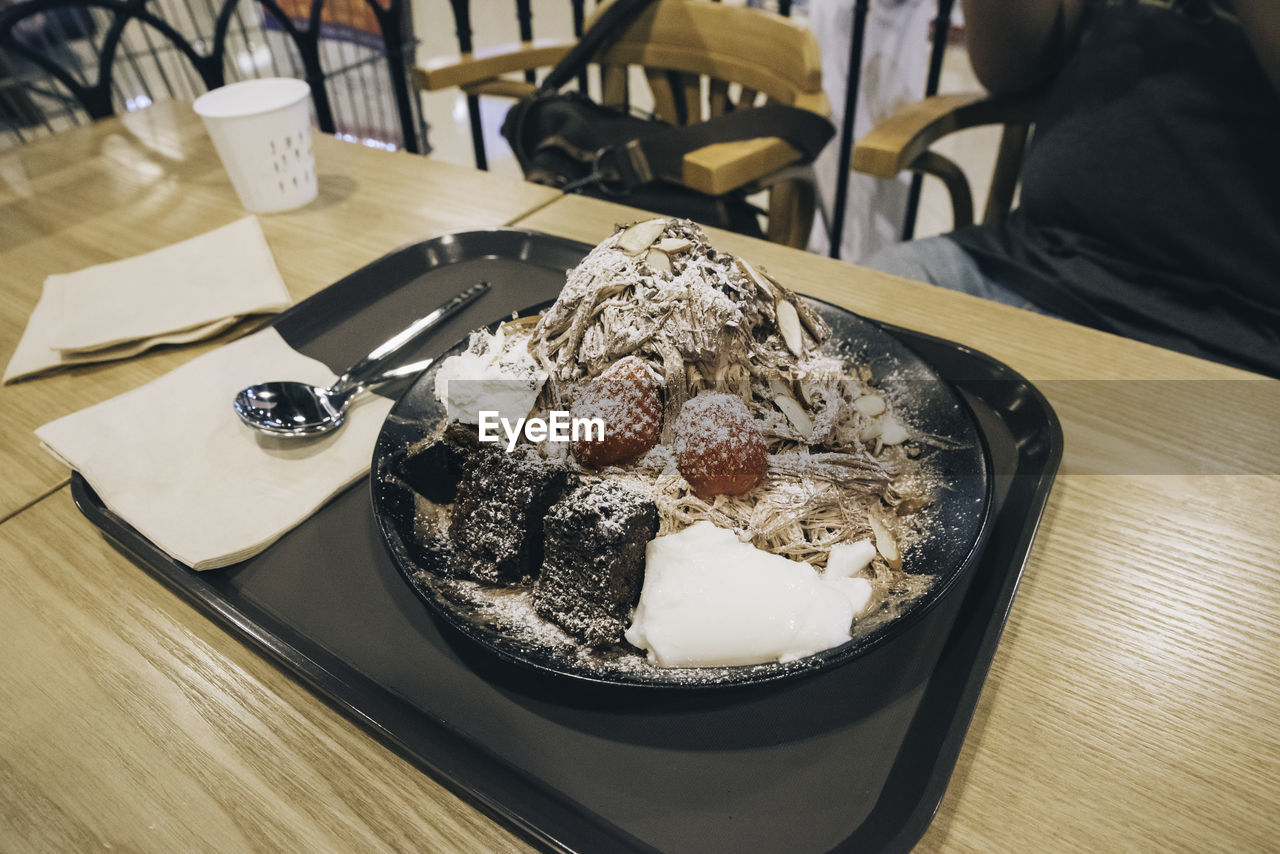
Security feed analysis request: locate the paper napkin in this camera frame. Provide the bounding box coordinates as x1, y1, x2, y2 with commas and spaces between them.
36, 328, 394, 570
4, 216, 292, 383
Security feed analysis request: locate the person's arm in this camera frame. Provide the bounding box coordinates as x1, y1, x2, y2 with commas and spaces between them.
1234, 0, 1280, 94
961, 0, 1085, 94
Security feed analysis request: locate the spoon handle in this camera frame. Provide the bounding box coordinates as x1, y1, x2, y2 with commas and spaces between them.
368, 357, 436, 385
330, 281, 490, 396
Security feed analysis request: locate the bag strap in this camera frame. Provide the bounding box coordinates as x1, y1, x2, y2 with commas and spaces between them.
538, 0, 659, 94
589, 104, 834, 194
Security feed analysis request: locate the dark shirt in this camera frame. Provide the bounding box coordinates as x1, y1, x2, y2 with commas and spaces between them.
949, 0, 1280, 376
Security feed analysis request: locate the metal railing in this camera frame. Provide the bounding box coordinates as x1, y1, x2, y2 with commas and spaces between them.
0, 0, 424, 151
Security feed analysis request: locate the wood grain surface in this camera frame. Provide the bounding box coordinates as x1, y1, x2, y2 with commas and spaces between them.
0, 488, 535, 853
2, 118, 1278, 853
0, 102, 560, 521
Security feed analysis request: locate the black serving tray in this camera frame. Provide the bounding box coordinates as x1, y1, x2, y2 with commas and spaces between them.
70, 229, 1062, 854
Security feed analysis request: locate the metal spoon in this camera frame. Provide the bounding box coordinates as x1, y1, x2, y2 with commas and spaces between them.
233, 281, 489, 436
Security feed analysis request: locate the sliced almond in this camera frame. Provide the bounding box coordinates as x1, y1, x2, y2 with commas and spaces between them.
644, 248, 672, 275
878, 414, 910, 445
853, 394, 886, 417
616, 218, 667, 255
791, 295, 832, 341
775, 396, 814, 438
769, 376, 813, 438
737, 258, 779, 301
776, 299, 805, 357
868, 515, 902, 570
654, 237, 693, 255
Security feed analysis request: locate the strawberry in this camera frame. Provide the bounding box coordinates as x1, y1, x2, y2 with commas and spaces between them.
674, 392, 768, 498
571, 356, 664, 467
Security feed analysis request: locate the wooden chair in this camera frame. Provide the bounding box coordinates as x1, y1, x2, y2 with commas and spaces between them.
850, 90, 1041, 230
416, 0, 830, 248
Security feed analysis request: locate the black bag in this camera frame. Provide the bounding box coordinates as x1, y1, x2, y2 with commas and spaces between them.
499, 0, 834, 239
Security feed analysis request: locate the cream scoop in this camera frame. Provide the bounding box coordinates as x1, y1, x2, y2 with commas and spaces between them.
433, 326, 547, 425
625, 521, 874, 667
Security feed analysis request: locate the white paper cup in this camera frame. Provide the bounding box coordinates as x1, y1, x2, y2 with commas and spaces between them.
194, 78, 317, 214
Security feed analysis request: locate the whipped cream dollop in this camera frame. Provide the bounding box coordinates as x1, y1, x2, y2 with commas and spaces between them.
433, 328, 547, 424
624, 521, 874, 667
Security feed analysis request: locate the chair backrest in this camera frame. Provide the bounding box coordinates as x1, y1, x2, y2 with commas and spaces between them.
585, 0, 828, 247
589, 0, 827, 125
0, 0, 423, 151
420, 0, 826, 246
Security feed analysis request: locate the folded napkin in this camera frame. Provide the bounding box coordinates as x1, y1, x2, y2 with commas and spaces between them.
4, 216, 292, 383
37, 328, 394, 570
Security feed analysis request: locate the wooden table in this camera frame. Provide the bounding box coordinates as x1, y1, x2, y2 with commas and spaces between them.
2, 106, 1278, 852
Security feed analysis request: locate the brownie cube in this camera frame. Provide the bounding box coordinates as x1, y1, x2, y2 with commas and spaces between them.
534, 481, 659, 646
448, 449, 574, 584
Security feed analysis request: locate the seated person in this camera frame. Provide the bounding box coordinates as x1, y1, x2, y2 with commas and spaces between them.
863, 0, 1280, 377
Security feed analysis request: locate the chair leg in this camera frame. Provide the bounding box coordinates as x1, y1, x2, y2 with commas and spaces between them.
466, 93, 488, 170
909, 150, 974, 230
767, 182, 794, 245
982, 122, 1029, 222
768, 178, 816, 249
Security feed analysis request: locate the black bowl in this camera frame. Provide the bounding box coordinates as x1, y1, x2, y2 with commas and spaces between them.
372, 298, 993, 689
